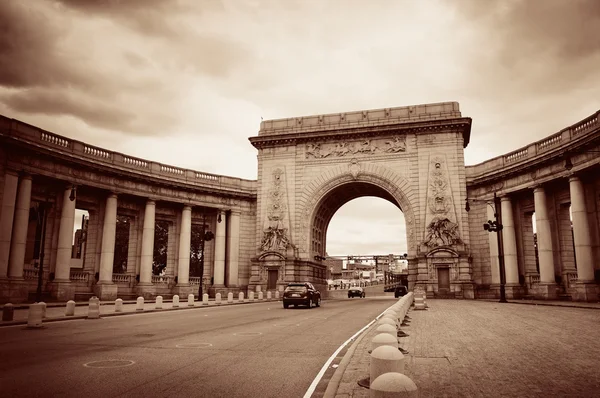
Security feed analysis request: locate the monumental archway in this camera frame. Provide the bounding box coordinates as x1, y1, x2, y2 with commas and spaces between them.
249, 102, 475, 298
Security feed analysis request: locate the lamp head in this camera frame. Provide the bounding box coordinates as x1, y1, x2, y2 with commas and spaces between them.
69, 186, 77, 202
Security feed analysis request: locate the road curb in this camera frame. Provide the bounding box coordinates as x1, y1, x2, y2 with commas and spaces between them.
0, 299, 282, 327
322, 315, 377, 398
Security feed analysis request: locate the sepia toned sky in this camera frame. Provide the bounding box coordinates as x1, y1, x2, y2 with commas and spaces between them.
2, 0, 599, 256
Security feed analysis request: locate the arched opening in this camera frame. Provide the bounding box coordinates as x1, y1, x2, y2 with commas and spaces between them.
310, 182, 408, 288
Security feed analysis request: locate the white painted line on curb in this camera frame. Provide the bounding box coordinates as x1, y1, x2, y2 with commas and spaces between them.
302, 307, 390, 398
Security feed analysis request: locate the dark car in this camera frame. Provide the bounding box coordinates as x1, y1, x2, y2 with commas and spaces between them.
394, 285, 408, 298
348, 286, 365, 298
282, 282, 321, 308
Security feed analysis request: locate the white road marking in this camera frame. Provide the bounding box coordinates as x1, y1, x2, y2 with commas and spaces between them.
83, 359, 135, 368
302, 307, 389, 398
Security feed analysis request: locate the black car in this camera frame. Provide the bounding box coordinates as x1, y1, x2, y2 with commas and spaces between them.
348, 286, 365, 298
394, 285, 408, 298
282, 282, 321, 308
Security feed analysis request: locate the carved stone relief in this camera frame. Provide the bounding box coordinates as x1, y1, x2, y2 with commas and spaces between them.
305, 135, 406, 159
260, 167, 293, 253
423, 155, 462, 249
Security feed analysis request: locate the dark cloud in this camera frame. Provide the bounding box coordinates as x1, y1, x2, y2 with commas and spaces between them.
0, 0, 253, 136
450, 0, 600, 94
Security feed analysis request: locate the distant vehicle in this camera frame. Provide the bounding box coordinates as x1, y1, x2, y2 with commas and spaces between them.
348, 286, 365, 298
282, 282, 321, 309
394, 285, 408, 298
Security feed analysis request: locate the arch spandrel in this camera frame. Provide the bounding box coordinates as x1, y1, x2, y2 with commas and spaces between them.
296, 163, 418, 260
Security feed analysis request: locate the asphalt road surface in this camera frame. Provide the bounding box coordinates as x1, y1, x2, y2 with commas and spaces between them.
0, 296, 396, 398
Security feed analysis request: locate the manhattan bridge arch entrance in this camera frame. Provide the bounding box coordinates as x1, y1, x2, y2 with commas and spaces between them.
249, 102, 475, 298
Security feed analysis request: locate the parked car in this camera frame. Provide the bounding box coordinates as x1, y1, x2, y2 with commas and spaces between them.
282, 282, 321, 308
394, 285, 408, 298
348, 286, 365, 298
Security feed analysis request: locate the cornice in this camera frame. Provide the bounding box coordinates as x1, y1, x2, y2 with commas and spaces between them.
249, 117, 472, 149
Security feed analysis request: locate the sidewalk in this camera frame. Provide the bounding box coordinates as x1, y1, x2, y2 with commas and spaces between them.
325, 298, 600, 397
0, 297, 275, 326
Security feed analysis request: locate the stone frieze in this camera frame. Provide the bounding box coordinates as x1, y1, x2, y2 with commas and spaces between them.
305, 135, 406, 159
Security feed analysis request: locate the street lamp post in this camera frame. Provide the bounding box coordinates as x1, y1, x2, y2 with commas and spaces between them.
197, 210, 214, 299
466, 192, 507, 303
35, 201, 49, 303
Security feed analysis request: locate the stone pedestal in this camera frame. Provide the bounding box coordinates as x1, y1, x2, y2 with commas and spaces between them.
173, 284, 195, 298
504, 284, 523, 300
574, 282, 598, 302
534, 283, 558, 300
93, 282, 118, 301
0, 278, 29, 303
208, 286, 229, 299
49, 281, 75, 301
461, 282, 475, 299
136, 283, 156, 300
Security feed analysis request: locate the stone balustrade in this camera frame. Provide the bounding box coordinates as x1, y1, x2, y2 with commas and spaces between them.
0, 115, 257, 196
466, 111, 600, 179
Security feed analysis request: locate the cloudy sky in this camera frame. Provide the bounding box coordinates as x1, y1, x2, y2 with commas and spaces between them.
2, 0, 599, 257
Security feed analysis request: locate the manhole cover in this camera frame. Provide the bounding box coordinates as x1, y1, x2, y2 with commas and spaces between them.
273, 324, 299, 327
233, 332, 263, 336
84, 360, 135, 369
134, 334, 155, 338
176, 343, 213, 349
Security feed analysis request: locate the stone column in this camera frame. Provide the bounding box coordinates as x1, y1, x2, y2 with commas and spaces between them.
52, 186, 77, 301
213, 210, 227, 287
94, 193, 118, 300
501, 196, 521, 298
7, 175, 32, 279
569, 176, 597, 301
487, 202, 500, 285
175, 205, 193, 296
227, 210, 241, 287
55, 187, 77, 281
533, 186, 558, 299
0, 171, 19, 278
139, 200, 155, 284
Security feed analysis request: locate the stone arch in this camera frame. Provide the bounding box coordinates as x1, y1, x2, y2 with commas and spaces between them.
297, 163, 417, 259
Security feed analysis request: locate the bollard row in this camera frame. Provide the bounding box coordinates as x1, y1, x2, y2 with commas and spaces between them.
367, 292, 417, 395
16, 289, 283, 327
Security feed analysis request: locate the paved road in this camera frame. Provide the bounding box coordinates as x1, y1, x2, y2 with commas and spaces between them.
0, 296, 395, 398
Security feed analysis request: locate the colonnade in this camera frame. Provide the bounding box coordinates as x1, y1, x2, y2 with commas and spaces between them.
0, 171, 243, 301
487, 175, 596, 301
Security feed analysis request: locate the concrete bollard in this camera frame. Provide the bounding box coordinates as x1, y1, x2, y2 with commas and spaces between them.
382, 314, 399, 327
371, 345, 405, 385
202, 293, 209, 306
249, 291, 255, 302
173, 295, 180, 308
370, 372, 418, 398
155, 296, 163, 309
371, 332, 398, 352
87, 296, 101, 319
258, 291, 263, 301
216, 293, 222, 305
2, 303, 14, 321
27, 303, 44, 328
375, 324, 398, 338
115, 298, 123, 312
239, 292, 245, 302
187, 294, 195, 307
275, 290, 280, 300
136, 296, 145, 311
267, 291, 272, 301
39, 302, 47, 318
65, 300, 76, 316
378, 318, 397, 329
227, 292, 233, 303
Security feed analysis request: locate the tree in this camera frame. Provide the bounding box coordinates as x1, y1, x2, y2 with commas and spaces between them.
113, 215, 130, 274
153, 220, 169, 275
